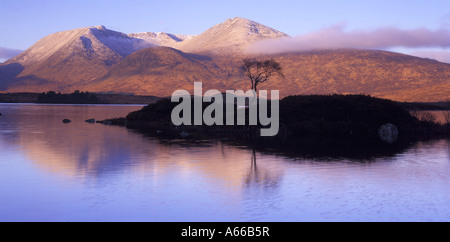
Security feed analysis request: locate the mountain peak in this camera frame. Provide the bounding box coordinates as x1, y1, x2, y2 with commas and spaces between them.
174, 17, 289, 55
226, 17, 253, 23
8, 25, 150, 66
1, 25, 152, 91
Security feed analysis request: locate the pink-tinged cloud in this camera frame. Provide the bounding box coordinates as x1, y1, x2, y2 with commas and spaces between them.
245, 24, 450, 54
409, 50, 450, 64
0, 46, 23, 59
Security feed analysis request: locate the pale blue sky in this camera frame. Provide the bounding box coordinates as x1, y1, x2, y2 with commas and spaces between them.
0, 0, 450, 58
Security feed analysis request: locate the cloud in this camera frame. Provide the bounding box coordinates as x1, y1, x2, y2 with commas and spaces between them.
0, 46, 23, 60
408, 50, 450, 64
245, 24, 450, 54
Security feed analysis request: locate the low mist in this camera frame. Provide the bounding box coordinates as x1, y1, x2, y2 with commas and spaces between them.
245, 24, 450, 58
0, 47, 23, 61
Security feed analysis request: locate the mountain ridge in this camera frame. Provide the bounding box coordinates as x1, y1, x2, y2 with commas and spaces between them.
127, 32, 194, 47
1, 17, 450, 102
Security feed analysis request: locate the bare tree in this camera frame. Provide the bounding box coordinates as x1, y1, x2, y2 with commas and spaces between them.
443, 110, 450, 124
241, 59, 283, 92
419, 111, 437, 123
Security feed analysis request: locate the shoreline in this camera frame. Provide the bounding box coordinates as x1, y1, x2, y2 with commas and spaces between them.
0, 92, 162, 105
0, 92, 449, 109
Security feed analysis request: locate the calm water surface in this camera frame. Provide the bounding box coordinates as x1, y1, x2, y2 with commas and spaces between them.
1, 104, 450, 222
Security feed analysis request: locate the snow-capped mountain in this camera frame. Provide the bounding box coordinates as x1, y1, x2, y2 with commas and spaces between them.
1, 18, 289, 92
8, 25, 150, 67
128, 32, 194, 47
174, 17, 289, 54
1, 25, 151, 91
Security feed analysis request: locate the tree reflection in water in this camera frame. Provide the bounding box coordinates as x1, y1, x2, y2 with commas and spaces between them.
244, 149, 281, 190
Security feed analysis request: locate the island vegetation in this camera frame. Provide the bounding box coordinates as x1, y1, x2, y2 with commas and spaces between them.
0, 91, 161, 104
103, 94, 450, 144
37, 90, 101, 104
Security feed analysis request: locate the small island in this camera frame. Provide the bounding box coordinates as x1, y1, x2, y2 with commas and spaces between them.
103, 94, 450, 143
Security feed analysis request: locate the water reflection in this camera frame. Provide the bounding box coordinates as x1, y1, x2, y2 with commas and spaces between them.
2, 104, 450, 221
244, 149, 281, 189
221, 136, 415, 163
0, 104, 284, 191
0, 104, 145, 177
0, 104, 436, 177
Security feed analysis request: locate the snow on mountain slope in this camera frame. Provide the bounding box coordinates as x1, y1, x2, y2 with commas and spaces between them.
128, 32, 194, 47
174, 17, 289, 55
1, 19, 290, 92
7, 25, 151, 67
1, 25, 153, 92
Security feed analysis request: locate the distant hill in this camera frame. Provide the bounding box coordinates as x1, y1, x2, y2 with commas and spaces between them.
265, 49, 450, 102
0, 92, 160, 104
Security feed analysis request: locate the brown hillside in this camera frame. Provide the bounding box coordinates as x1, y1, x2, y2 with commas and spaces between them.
81, 49, 450, 102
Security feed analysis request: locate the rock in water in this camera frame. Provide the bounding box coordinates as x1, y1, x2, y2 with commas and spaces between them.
378, 123, 399, 143
180, 131, 190, 138
63, 119, 71, 123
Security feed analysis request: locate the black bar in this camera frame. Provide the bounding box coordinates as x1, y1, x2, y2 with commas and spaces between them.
7, 221, 431, 241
